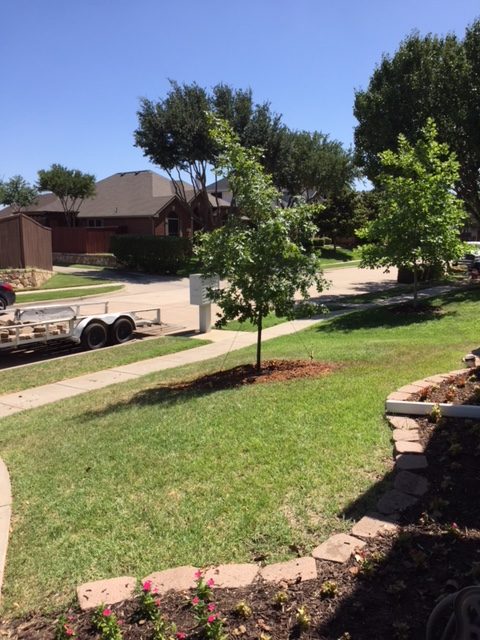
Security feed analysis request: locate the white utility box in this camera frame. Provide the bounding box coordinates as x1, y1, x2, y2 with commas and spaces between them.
189, 274, 220, 333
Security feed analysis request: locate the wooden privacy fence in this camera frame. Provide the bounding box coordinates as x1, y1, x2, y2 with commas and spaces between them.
51, 227, 119, 254
0, 214, 52, 270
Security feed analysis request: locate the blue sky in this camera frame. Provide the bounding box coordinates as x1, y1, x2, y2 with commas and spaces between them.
1, 0, 479, 186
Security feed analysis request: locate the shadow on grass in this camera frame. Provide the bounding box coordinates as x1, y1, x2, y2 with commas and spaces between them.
320, 247, 354, 262
80, 361, 335, 420
316, 413, 480, 639
80, 379, 228, 421
315, 300, 457, 333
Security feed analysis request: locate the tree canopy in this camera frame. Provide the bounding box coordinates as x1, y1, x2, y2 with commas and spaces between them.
358, 119, 466, 303
37, 164, 96, 227
195, 116, 326, 370
354, 19, 480, 221
278, 130, 357, 205
0, 175, 38, 213
134, 81, 354, 230
134, 81, 288, 230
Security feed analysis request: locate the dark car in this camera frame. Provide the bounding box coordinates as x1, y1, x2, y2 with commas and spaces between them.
0, 283, 15, 310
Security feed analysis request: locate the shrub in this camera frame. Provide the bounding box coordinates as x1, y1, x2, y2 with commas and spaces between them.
397, 263, 445, 284
110, 235, 192, 274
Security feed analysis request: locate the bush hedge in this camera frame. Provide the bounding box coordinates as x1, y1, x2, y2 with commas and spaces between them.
397, 263, 445, 284
110, 235, 193, 274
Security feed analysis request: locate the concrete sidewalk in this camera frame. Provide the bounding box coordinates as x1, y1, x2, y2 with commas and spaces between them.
0, 283, 460, 419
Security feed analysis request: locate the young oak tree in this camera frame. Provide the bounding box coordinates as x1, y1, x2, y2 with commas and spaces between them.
37, 164, 96, 227
0, 175, 38, 212
195, 116, 327, 370
358, 118, 466, 305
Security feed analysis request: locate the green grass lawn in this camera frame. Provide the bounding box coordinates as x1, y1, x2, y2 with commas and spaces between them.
15, 285, 123, 304
223, 313, 293, 332
1, 288, 479, 614
0, 336, 210, 395
38, 273, 114, 290
318, 246, 358, 268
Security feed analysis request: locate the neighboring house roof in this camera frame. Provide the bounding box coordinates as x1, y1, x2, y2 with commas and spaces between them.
0, 170, 231, 218
206, 176, 234, 204
0, 192, 58, 217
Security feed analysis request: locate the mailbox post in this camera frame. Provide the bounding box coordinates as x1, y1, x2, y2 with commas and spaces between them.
189, 274, 220, 333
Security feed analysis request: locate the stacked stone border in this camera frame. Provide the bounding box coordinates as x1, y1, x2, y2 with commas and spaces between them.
386, 366, 480, 418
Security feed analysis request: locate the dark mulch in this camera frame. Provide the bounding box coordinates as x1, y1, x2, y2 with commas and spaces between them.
388, 300, 445, 316
2, 396, 480, 638
165, 360, 336, 392
409, 366, 480, 405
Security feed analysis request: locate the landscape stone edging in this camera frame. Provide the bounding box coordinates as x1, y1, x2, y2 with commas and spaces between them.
76, 365, 471, 609
385, 366, 480, 418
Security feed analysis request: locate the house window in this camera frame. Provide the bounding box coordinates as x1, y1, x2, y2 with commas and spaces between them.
167, 212, 179, 236
87, 219, 104, 227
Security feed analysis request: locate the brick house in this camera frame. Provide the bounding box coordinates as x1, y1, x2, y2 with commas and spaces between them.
0, 170, 231, 238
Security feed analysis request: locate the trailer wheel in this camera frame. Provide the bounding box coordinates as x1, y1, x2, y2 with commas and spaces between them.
110, 317, 134, 345
0, 297, 6, 311
81, 321, 108, 350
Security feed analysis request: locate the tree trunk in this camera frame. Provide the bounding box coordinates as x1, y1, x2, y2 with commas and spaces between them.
413, 262, 418, 308
256, 311, 263, 372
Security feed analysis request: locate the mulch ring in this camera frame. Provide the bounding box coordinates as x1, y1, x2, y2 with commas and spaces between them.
3, 413, 480, 639
409, 366, 480, 405
165, 359, 336, 392
388, 300, 445, 316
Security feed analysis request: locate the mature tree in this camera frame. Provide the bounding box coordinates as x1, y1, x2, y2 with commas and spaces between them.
354, 20, 480, 221
279, 130, 357, 206
0, 175, 38, 212
358, 119, 466, 304
134, 81, 288, 230
316, 191, 358, 251
37, 164, 96, 227
195, 117, 326, 370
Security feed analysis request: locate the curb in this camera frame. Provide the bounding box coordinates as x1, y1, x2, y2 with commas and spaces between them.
0, 458, 12, 598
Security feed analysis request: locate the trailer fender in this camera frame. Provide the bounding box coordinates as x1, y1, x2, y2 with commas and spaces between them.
73, 313, 136, 342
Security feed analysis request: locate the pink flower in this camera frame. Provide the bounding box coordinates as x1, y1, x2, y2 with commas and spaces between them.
67, 616, 75, 622
155, 598, 161, 607
143, 580, 152, 592
102, 608, 112, 617
207, 578, 215, 588
207, 614, 217, 623
176, 633, 186, 640
194, 570, 203, 580
207, 603, 216, 612
192, 596, 200, 605
65, 629, 75, 637
118, 619, 124, 625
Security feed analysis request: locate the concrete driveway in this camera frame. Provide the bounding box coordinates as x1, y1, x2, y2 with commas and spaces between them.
52, 265, 399, 332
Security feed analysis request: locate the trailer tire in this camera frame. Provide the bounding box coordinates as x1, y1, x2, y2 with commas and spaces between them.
0, 297, 6, 311
110, 317, 134, 345
81, 321, 109, 350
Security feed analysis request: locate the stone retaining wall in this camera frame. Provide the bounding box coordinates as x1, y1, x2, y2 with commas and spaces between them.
0, 268, 53, 290
53, 253, 118, 268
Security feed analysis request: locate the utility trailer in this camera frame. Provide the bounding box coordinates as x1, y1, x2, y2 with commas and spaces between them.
0, 302, 173, 352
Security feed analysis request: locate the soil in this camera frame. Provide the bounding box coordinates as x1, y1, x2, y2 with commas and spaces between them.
2, 366, 480, 639
409, 366, 480, 405
163, 360, 336, 392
